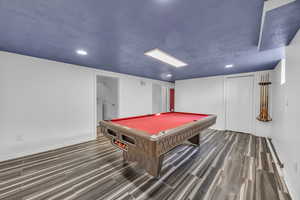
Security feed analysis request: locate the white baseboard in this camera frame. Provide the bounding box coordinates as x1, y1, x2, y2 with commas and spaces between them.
0, 133, 96, 162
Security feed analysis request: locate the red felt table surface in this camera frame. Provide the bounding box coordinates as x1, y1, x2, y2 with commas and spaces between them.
110, 112, 209, 135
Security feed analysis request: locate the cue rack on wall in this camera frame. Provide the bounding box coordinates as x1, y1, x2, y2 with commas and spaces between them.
257, 73, 272, 122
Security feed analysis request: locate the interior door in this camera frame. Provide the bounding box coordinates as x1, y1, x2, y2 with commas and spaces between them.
225, 76, 254, 133
170, 88, 175, 112
97, 82, 104, 121
152, 84, 162, 113
161, 86, 167, 112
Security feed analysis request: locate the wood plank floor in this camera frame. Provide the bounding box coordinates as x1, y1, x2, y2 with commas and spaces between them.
0, 130, 292, 200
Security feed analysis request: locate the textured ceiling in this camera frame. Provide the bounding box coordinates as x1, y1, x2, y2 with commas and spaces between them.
0, 0, 298, 81
260, 1, 300, 51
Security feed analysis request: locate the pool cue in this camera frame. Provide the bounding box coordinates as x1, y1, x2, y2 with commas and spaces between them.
263, 74, 267, 120
265, 74, 268, 120
266, 73, 269, 120
260, 75, 263, 119
264, 73, 268, 120
268, 74, 270, 119
261, 74, 264, 120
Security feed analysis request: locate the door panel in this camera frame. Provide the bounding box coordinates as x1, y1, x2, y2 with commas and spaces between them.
226, 76, 254, 133
152, 84, 162, 113
161, 86, 167, 112
170, 88, 175, 112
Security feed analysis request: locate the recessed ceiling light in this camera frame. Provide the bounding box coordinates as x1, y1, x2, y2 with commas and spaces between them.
166, 74, 172, 78
76, 49, 88, 55
144, 49, 187, 68
225, 64, 234, 68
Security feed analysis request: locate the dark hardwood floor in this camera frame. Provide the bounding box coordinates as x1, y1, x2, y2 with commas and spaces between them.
0, 130, 292, 200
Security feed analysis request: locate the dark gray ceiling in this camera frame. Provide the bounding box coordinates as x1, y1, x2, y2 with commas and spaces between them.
0, 0, 299, 81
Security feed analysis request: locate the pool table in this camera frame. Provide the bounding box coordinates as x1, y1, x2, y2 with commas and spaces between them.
99, 112, 217, 177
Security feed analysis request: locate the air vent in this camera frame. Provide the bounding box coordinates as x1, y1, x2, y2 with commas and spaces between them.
140, 81, 146, 86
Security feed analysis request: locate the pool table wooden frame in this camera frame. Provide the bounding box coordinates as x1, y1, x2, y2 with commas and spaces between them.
99, 112, 217, 177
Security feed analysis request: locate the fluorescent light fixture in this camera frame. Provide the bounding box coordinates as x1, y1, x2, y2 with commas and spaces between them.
144, 49, 187, 67
225, 64, 234, 68
76, 49, 88, 55
166, 74, 172, 78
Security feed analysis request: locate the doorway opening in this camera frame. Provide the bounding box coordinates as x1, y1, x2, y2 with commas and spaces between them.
96, 75, 119, 123
152, 84, 169, 113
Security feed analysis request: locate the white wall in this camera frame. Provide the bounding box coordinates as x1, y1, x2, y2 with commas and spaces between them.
271, 30, 300, 200
0, 51, 173, 161
119, 79, 153, 117
175, 71, 273, 136
0, 52, 96, 161
175, 77, 225, 129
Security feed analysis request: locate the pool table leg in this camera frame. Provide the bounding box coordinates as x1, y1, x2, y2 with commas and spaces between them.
123, 151, 164, 177
123, 151, 130, 164
188, 134, 200, 146
148, 155, 164, 177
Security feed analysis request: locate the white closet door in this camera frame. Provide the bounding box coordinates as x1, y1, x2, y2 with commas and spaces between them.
225, 76, 254, 133
161, 86, 167, 112
152, 84, 162, 113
